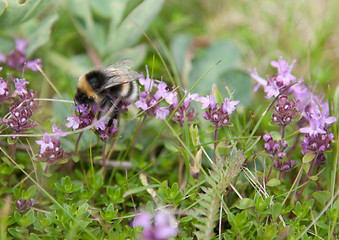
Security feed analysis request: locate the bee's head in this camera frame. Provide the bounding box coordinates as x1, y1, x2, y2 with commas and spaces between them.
74, 89, 95, 105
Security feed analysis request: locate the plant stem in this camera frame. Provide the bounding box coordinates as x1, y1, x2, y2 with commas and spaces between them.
178, 134, 184, 186
130, 115, 147, 157
281, 125, 286, 139
41, 165, 49, 189
214, 128, 219, 163
265, 157, 274, 184
296, 155, 317, 202
102, 141, 107, 177
74, 132, 83, 153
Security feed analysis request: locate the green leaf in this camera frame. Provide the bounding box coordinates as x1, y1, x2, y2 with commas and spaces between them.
189, 39, 242, 95
20, 209, 36, 228
272, 202, 282, 220
302, 152, 316, 163
266, 178, 281, 187
23, 13, 58, 56
89, 0, 126, 20
313, 191, 330, 206
170, 34, 193, 74
206, 125, 217, 133
25, 185, 37, 199
219, 69, 252, 106
123, 184, 162, 198
236, 198, 254, 209
8, 227, 24, 239
0, 0, 53, 29
0, 1, 7, 16
63, 176, 72, 193
107, 0, 165, 52
0, 35, 14, 54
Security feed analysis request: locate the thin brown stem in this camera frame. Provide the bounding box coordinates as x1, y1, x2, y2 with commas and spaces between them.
296, 156, 317, 202
178, 134, 184, 186
74, 132, 83, 153
281, 125, 286, 139
102, 141, 107, 177
130, 115, 147, 157
213, 128, 219, 163
265, 158, 274, 184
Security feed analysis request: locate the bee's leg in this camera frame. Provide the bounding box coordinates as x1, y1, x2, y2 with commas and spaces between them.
97, 97, 108, 120
107, 98, 120, 127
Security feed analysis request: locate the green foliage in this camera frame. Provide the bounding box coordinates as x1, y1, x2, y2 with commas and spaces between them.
0, 0, 339, 239
192, 150, 246, 239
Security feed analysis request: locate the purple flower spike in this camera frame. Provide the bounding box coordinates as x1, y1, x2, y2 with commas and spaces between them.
12, 78, 29, 96
0, 38, 42, 71
15, 39, 29, 54
65, 113, 81, 130
0, 79, 7, 95
132, 210, 178, 240
270, 57, 296, 86
35, 133, 54, 154
249, 68, 268, 92
221, 98, 239, 115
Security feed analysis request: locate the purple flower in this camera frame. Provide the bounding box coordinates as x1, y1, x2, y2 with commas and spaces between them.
36, 133, 54, 154
271, 57, 296, 86
249, 68, 267, 92
300, 113, 336, 137
183, 91, 199, 108
135, 91, 149, 110
199, 89, 239, 127
92, 118, 118, 140
12, 78, 29, 96
65, 113, 81, 130
52, 124, 66, 141
197, 89, 217, 110
1, 91, 38, 136
271, 95, 298, 126
0, 79, 7, 95
15, 39, 29, 54
94, 118, 108, 131
154, 81, 169, 100
263, 79, 280, 99
139, 66, 156, 92
132, 210, 178, 240
25, 58, 42, 71
0, 38, 42, 72
250, 57, 297, 98
16, 198, 35, 212
36, 132, 67, 164
221, 98, 239, 115
155, 107, 170, 120
164, 91, 178, 106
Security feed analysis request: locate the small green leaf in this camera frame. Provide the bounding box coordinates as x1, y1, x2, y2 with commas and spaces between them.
123, 184, 162, 198
302, 152, 316, 163
236, 198, 254, 209
266, 178, 281, 187
272, 202, 282, 220
25, 186, 37, 199
313, 191, 330, 206
309, 175, 318, 181
206, 125, 217, 133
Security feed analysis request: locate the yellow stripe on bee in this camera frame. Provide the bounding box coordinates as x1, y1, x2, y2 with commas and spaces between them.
78, 75, 101, 102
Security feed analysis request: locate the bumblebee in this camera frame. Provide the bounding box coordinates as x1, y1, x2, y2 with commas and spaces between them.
74, 59, 140, 126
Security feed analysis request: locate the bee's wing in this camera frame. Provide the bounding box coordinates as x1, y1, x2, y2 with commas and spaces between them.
98, 60, 140, 91
105, 58, 133, 71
